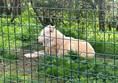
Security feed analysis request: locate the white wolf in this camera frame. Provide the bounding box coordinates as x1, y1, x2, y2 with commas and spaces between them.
25, 25, 95, 58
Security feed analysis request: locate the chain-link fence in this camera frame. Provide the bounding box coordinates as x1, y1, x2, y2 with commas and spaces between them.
0, 0, 118, 83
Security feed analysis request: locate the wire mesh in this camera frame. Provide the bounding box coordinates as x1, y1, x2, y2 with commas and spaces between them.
0, 0, 118, 83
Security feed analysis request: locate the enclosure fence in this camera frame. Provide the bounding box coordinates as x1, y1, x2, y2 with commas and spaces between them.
0, 0, 118, 83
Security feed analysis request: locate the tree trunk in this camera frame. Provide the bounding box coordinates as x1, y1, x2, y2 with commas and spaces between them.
0, 0, 4, 16
98, 0, 105, 31
11, 0, 21, 22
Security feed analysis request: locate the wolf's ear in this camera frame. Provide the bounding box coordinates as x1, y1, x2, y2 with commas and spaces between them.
50, 25, 55, 32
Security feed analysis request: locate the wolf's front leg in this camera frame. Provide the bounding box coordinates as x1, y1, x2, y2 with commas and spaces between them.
24, 50, 45, 58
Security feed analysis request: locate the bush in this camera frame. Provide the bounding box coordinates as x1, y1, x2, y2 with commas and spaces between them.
39, 55, 118, 83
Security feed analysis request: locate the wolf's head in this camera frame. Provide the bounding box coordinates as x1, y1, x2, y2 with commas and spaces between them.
38, 25, 56, 43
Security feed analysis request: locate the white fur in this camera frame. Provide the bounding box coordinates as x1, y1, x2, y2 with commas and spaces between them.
24, 25, 95, 58
38, 25, 95, 58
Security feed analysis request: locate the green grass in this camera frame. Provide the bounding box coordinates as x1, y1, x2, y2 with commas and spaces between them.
38, 55, 118, 83
0, 55, 118, 83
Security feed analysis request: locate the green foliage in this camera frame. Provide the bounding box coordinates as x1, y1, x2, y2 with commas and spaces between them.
0, 9, 42, 59
2, 52, 18, 60
0, 2, 118, 82
1, 2, 118, 58
39, 55, 118, 83
89, 31, 118, 56
0, 72, 29, 83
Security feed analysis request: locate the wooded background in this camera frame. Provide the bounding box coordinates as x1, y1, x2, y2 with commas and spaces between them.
0, 0, 118, 31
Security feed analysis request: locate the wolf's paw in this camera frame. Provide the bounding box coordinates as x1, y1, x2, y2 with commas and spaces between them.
24, 51, 45, 58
